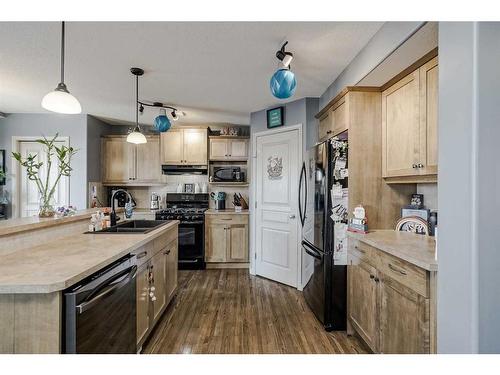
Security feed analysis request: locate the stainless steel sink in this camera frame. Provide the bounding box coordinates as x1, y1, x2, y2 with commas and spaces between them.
85, 220, 171, 234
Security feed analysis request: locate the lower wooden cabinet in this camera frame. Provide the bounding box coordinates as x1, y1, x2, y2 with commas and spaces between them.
348, 259, 379, 352
347, 240, 434, 354
134, 233, 178, 349
205, 213, 249, 264
378, 275, 429, 354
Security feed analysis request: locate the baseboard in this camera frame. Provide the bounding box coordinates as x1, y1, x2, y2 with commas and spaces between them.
206, 262, 250, 269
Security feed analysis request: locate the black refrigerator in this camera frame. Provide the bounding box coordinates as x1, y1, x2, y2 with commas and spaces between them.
300, 135, 348, 331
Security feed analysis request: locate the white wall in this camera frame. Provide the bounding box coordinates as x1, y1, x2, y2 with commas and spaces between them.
438, 21, 500, 353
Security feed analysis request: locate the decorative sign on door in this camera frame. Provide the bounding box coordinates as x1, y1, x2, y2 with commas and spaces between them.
267, 156, 283, 179
266, 106, 284, 128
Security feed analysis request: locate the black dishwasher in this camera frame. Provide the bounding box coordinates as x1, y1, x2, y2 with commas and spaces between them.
63, 254, 137, 354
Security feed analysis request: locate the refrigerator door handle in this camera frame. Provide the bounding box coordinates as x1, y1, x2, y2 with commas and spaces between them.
298, 162, 307, 227
302, 239, 323, 259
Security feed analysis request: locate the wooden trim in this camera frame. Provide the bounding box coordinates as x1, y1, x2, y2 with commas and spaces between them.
384, 174, 437, 184
209, 135, 250, 140
315, 86, 380, 119
206, 262, 250, 269
380, 47, 438, 92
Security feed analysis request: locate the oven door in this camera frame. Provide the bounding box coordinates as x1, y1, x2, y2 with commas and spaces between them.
178, 221, 205, 269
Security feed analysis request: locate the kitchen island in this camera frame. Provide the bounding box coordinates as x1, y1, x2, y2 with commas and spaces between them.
0, 211, 179, 353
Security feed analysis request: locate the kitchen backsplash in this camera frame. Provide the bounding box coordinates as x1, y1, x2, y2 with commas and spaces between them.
124, 174, 249, 210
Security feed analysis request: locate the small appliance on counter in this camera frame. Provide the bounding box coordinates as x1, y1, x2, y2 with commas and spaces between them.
150, 192, 160, 210
210, 191, 226, 210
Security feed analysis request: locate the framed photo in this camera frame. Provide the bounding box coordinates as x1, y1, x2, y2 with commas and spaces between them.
267, 106, 284, 128
410, 193, 424, 208
0, 150, 5, 186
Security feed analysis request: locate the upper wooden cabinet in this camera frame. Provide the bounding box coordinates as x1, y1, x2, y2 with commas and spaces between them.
161, 128, 208, 165
318, 94, 349, 141
209, 137, 249, 161
382, 57, 438, 182
318, 110, 333, 141
102, 135, 161, 185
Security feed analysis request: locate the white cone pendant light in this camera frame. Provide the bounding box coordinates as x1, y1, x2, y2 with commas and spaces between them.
127, 68, 147, 144
42, 22, 81, 114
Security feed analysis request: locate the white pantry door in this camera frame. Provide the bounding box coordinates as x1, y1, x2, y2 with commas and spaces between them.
19, 140, 69, 217
255, 128, 301, 287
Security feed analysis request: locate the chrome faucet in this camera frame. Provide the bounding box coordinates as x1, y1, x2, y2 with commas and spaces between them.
110, 189, 133, 226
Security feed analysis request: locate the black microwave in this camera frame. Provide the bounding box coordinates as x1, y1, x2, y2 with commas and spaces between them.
212, 167, 245, 182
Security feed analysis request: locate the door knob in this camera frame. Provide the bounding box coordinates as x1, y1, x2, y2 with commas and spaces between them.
289, 214, 296, 219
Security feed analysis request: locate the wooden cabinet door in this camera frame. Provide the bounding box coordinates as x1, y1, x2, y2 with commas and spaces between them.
165, 240, 178, 305
205, 222, 227, 262
160, 129, 183, 165
333, 97, 348, 135
227, 224, 248, 262
102, 138, 135, 183
135, 136, 161, 183
209, 138, 229, 160
136, 263, 150, 345
228, 139, 248, 160
382, 70, 420, 177
151, 251, 167, 322
318, 110, 333, 141
419, 57, 438, 175
183, 129, 207, 165
378, 275, 430, 354
348, 257, 379, 352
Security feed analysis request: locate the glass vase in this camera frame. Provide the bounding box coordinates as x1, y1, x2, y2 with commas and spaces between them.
39, 195, 56, 218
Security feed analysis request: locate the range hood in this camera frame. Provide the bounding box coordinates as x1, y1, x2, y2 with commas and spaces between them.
162, 165, 208, 175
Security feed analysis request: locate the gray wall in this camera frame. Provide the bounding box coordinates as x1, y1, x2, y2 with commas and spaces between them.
319, 22, 424, 110
438, 21, 500, 353
249, 97, 319, 149
0, 113, 88, 214
86, 115, 112, 183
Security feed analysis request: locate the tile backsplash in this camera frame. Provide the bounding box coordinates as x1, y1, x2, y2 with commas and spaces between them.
125, 174, 249, 210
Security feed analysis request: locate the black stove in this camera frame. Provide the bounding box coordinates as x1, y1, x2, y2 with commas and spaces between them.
156, 194, 208, 270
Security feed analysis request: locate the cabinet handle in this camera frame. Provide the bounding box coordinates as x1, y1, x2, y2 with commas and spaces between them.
374, 277, 380, 283
388, 263, 407, 275
354, 245, 365, 254
417, 163, 424, 168
327, 130, 332, 134
163, 249, 171, 255
369, 274, 375, 279
412, 164, 417, 169
136, 251, 147, 259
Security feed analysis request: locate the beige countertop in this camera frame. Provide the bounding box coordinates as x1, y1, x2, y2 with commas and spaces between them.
0, 208, 109, 237
205, 209, 250, 215
0, 220, 179, 294
347, 230, 437, 271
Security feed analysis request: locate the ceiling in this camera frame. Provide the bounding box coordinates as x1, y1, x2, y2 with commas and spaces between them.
0, 22, 383, 125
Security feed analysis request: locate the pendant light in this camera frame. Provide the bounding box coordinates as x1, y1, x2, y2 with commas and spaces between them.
41, 22, 82, 114
270, 41, 297, 100
127, 68, 147, 144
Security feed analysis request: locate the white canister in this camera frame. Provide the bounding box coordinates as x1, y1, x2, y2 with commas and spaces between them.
176, 183, 183, 193
194, 183, 200, 193
201, 183, 208, 193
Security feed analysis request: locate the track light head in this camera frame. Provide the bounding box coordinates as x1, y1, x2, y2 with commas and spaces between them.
276, 41, 293, 68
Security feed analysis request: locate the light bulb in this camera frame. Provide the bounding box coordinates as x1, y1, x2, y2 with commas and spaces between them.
41, 89, 82, 114
126, 130, 147, 144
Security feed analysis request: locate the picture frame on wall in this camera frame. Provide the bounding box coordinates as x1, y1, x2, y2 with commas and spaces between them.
267, 106, 284, 129
0, 150, 5, 186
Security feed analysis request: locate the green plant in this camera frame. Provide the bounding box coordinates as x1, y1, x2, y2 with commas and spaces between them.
0, 168, 5, 179
12, 134, 77, 217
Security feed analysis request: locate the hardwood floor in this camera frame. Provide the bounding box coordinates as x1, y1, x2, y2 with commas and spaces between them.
143, 269, 368, 354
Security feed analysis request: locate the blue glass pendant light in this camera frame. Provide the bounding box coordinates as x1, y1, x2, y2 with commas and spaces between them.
154, 108, 171, 133
270, 41, 296, 99
270, 68, 296, 99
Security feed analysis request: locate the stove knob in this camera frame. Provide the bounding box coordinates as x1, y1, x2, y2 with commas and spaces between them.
176, 215, 182, 220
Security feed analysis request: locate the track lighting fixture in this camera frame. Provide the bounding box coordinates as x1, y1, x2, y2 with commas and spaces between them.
270, 41, 297, 99
127, 68, 147, 144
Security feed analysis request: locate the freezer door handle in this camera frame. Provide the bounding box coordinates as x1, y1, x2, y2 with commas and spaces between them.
298, 162, 307, 227
302, 239, 323, 260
